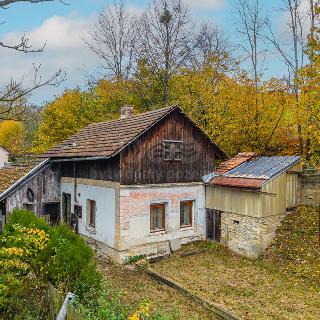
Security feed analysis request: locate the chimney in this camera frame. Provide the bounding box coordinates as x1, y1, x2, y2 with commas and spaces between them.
120, 105, 134, 119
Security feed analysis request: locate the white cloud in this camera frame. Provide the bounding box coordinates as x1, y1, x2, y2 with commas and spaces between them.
0, 13, 99, 105
184, 0, 226, 10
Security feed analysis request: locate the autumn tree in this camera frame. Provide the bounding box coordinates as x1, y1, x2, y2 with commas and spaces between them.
0, 120, 24, 155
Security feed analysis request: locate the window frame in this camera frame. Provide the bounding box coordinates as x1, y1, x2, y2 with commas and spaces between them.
87, 199, 96, 229
150, 203, 166, 232
163, 140, 183, 161
180, 200, 193, 228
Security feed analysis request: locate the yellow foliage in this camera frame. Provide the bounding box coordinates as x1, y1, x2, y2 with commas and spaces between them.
0, 120, 24, 155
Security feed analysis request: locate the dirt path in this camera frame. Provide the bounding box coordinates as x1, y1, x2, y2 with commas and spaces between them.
97, 256, 218, 320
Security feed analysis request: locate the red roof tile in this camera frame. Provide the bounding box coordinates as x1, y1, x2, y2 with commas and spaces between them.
216, 152, 257, 174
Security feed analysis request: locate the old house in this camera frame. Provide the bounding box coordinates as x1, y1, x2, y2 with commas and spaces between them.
0, 147, 9, 168
40, 105, 226, 260
0, 159, 60, 228
204, 153, 301, 257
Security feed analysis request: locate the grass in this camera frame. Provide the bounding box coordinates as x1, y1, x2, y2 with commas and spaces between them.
97, 256, 218, 320
151, 205, 320, 320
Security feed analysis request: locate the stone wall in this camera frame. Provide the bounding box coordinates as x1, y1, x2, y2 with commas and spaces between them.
301, 174, 320, 205
220, 211, 286, 257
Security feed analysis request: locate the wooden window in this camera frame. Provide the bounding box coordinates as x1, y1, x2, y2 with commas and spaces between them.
163, 140, 182, 161
150, 203, 165, 232
180, 201, 193, 227
23, 203, 34, 212
87, 200, 96, 228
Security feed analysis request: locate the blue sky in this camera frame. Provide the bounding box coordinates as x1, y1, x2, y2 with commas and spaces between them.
0, 0, 292, 105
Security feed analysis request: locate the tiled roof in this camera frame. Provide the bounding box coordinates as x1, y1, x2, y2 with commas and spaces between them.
42, 106, 226, 159
0, 166, 32, 193
216, 152, 257, 173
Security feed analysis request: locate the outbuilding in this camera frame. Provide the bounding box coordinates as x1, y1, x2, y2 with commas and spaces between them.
204, 153, 301, 257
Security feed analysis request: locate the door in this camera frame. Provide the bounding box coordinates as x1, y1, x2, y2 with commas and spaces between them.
206, 209, 221, 242
62, 193, 71, 226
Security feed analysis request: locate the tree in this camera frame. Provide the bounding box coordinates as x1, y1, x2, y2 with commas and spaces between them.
136, 0, 195, 104
0, 120, 24, 155
264, 0, 312, 155
86, 0, 136, 81
32, 84, 128, 153
296, 3, 320, 164
0, 0, 65, 121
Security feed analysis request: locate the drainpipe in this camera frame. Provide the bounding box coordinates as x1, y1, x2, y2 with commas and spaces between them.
73, 161, 77, 203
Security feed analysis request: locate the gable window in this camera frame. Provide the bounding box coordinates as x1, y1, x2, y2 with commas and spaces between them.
180, 201, 193, 227
150, 203, 165, 232
163, 140, 182, 161
87, 200, 96, 229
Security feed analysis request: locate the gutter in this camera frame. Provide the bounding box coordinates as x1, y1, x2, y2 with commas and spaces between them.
0, 159, 50, 202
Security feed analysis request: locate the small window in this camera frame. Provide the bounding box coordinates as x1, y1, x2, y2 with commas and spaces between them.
87, 200, 96, 228
163, 140, 182, 161
180, 201, 193, 227
150, 203, 165, 232
23, 203, 34, 212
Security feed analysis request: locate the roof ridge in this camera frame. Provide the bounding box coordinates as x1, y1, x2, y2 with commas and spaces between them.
87, 105, 178, 127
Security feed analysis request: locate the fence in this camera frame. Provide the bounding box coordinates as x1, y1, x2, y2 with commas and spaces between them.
48, 284, 83, 320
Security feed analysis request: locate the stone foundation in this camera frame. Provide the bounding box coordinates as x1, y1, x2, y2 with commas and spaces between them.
220, 212, 286, 257
83, 233, 204, 263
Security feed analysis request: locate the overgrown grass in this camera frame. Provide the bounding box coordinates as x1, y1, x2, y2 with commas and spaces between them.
152, 205, 320, 320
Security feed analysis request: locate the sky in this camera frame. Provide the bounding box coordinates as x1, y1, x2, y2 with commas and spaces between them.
0, 0, 295, 106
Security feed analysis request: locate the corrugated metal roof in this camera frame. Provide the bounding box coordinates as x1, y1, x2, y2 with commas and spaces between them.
225, 156, 301, 180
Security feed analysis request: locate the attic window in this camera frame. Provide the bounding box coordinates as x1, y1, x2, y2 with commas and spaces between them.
163, 140, 182, 161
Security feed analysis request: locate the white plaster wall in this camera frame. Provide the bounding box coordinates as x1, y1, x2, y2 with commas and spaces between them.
60, 181, 116, 248
119, 183, 206, 254
0, 149, 9, 168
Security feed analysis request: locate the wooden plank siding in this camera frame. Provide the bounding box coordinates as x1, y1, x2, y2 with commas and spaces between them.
120, 110, 218, 185
60, 156, 120, 182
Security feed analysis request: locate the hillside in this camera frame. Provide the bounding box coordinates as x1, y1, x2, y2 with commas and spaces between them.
264, 205, 320, 286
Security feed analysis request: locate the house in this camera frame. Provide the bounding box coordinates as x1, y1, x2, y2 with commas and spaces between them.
0, 147, 10, 168
204, 153, 301, 257
38, 105, 226, 260
0, 159, 60, 229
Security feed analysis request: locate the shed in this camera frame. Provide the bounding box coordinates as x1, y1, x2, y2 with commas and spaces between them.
204, 155, 302, 257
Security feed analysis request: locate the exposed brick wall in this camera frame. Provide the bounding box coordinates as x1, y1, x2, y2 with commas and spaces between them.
117, 183, 206, 260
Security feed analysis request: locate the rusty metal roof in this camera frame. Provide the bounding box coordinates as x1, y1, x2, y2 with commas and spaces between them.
210, 176, 267, 189
42, 106, 226, 159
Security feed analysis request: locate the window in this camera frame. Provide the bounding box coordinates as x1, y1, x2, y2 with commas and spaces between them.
150, 203, 165, 232
180, 201, 193, 227
87, 200, 96, 229
163, 140, 182, 161
23, 203, 34, 212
